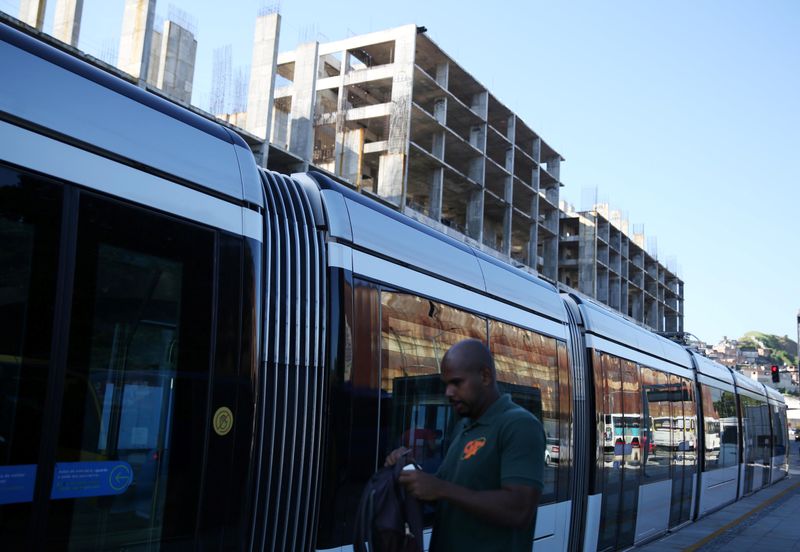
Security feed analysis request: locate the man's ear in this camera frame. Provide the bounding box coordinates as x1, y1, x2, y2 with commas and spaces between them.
481, 365, 493, 386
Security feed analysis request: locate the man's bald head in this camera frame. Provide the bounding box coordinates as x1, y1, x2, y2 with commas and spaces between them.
442, 339, 496, 383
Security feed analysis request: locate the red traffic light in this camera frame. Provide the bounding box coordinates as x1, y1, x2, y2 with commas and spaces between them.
771, 365, 780, 383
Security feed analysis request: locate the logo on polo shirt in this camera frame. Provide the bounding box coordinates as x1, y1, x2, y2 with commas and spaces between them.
461, 437, 486, 460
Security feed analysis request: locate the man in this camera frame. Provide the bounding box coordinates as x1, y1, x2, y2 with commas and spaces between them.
385, 338, 545, 552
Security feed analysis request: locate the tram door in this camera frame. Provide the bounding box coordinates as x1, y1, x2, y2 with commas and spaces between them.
594, 352, 641, 552
668, 376, 695, 528
0, 167, 255, 549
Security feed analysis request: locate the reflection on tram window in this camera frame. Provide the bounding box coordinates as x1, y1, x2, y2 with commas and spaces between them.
617, 360, 640, 546
594, 351, 624, 552
772, 405, 786, 456
669, 376, 695, 527
0, 169, 63, 546
740, 394, 772, 493
47, 194, 217, 550
381, 291, 487, 476
489, 321, 562, 503
640, 367, 671, 481
700, 386, 738, 470
56, 245, 183, 548
380, 291, 487, 525
321, 285, 492, 544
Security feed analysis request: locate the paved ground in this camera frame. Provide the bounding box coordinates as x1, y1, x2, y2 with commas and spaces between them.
637, 439, 800, 551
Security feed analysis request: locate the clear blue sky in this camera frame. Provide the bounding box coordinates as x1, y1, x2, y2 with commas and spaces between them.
4, 0, 799, 345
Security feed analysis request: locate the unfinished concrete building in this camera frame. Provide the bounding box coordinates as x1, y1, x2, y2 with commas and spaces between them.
264, 24, 564, 278
118, 0, 196, 103
559, 206, 684, 333
18, 0, 83, 46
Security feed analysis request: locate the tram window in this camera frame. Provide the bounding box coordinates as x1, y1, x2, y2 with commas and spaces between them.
669, 376, 695, 527
556, 341, 572, 501
0, 167, 62, 545
317, 281, 381, 547
45, 193, 216, 549
772, 405, 785, 456
318, 285, 488, 546
640, 367, 671, 482
594, 352, 652, 550
489, 320, 562, 504
739, 394, 769, 494
594, 351, 624, 551
380, 292, 486, 480
700, 386, 737, 470
617, 360, 641, 546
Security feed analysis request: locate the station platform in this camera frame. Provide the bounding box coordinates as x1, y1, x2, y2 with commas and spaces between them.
637, 440, 800, 551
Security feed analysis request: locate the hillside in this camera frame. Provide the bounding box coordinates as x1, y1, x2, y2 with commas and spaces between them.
739, 332, 798, 366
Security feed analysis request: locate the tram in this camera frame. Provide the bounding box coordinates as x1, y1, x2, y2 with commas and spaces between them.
0, 19, 788, 551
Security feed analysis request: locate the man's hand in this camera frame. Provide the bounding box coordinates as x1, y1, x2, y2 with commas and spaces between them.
398, 469, 445, 501
384, 447, 412, 467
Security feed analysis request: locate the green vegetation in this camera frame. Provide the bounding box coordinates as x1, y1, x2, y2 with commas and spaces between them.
739, 331, 798, 367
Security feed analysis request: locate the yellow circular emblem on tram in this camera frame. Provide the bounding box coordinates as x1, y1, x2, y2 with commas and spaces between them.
213, 406, 234, 436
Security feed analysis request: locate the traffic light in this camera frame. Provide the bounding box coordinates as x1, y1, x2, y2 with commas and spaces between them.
771, 365, 780, 383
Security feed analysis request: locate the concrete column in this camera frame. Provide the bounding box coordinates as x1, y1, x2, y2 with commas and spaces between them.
466, 189, 484, 242
432, 132, 445, 160
502, 202, 512, 256
53, 0, 83, 46
288, 41, 319, 167
532, 137, 541, 163
430, 168, 444, 220
118, 0, 156, 81
630, 290, 644, 322
18, 0, 46, 29
579, 217, 596, 296
154, 21, 197, 103
546, 156, 561, 180
155, 21, 197, 104
378, 25, 416, 205
468, 157, 485, 186
470, 119, 487, 194
471, 91, 488, 119
646, 298, 659, 329
245, 13, 281, 157
620, 281, 629, 317
542, 233, 558, 282
435, 62, 449, 89
145, 28, 162, 85
470, 124, 486, 152
505, 148, 514, 173
340, 128, 364, 186
433, 98, 447, 124
503, 138, 514, 256
528, 193, 540, 268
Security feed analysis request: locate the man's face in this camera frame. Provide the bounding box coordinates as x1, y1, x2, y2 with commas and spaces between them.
441, 358, 485, 418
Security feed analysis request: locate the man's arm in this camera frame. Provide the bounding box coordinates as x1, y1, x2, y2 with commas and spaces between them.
397, 470, 541, 529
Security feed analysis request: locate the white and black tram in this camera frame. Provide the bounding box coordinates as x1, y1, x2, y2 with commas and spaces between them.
0, 19, 788, 551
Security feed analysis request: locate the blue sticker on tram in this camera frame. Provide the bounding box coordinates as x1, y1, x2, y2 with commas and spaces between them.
0, 465, 37, 505
51, 461, 133, 500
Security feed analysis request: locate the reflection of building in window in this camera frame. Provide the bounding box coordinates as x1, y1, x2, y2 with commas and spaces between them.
389, 375, 451, 474
380, 292, 486, 393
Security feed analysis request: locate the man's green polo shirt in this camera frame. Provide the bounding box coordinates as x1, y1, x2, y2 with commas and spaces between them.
430, 394, 545, 552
